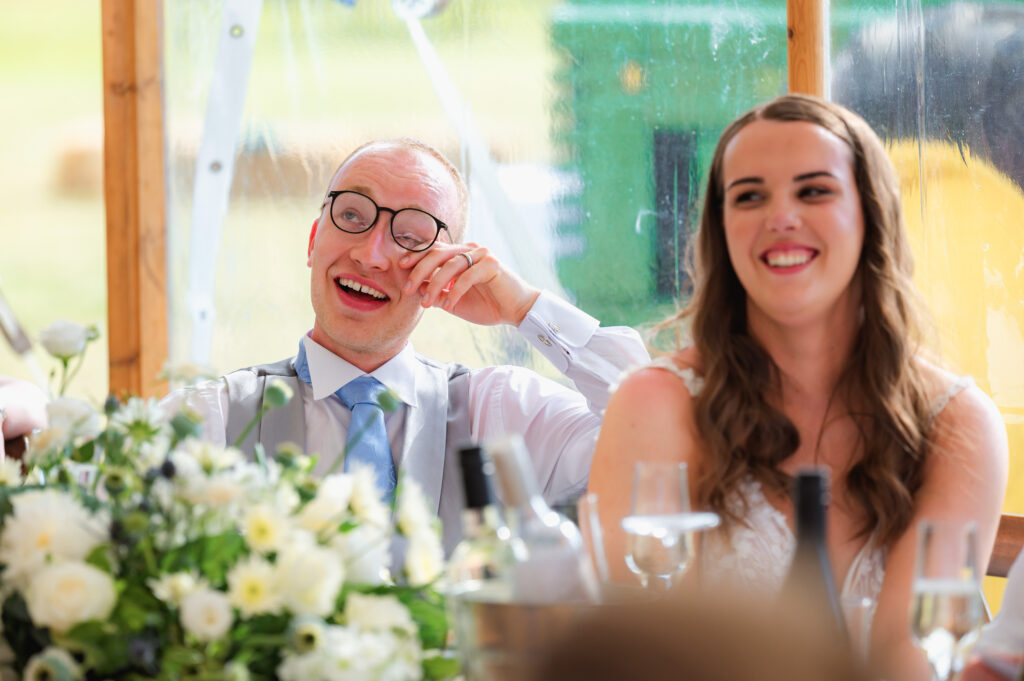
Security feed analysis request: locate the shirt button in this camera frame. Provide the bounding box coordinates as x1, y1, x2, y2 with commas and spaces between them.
537, 334, 553, 347
548, 322, 561, 333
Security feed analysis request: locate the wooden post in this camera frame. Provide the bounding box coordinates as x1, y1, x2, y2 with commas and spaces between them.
788, 0, 828, 97
101, 0, 168, 398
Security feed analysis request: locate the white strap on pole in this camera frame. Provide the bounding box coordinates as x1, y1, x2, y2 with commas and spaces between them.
186, 0, 263, 367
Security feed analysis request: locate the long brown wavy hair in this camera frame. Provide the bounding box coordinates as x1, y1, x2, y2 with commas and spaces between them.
672, 94, 933, 547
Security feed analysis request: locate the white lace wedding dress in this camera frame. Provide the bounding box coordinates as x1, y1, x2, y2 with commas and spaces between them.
645, 355, 972, 635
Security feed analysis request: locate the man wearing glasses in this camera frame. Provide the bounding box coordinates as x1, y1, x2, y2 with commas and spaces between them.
171, 138, 648, 551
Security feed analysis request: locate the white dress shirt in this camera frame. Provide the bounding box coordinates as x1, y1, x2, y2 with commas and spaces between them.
162, 291, 649, 503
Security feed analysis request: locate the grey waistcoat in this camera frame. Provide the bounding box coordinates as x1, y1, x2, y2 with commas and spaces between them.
223, 354, 473, 554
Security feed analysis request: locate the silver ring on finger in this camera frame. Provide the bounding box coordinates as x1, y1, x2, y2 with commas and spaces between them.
460, 252, 474, 268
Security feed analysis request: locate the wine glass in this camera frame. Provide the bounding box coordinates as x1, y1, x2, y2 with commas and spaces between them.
621, 462, 718, 591
576, 492, 611, 585
910, 519, 986, 681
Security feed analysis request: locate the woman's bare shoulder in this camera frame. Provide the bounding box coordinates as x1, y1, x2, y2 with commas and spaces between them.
915, 358, 997, 429
628, 347, 704, 395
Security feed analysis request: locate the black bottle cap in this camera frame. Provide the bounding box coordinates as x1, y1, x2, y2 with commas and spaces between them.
793, 468, 829, 537
458, 444, 494, 510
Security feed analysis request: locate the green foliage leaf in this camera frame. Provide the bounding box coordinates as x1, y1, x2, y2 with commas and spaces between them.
160, 532, 247, 587
1, 592, 50, 668
72, 439, 95, 463
111, 581, 168, 632
423, 653, 461, 681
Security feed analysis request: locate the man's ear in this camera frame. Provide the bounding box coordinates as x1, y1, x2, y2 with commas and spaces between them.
307, 218, 318, 265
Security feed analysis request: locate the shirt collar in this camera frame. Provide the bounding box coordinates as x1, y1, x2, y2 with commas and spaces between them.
299, 335, 419, 408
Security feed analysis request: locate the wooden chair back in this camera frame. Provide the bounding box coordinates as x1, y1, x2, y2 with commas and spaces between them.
987, 513, 1024, 578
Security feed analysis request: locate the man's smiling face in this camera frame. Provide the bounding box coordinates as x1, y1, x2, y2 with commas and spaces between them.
307, 143, 460, 371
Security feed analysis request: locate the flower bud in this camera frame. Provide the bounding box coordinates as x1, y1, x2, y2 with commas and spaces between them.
264, 379, 294, 409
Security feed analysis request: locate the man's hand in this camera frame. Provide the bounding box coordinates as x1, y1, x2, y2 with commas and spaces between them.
399, 242, 541, 326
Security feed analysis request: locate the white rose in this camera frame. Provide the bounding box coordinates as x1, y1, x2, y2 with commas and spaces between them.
39, 320, 92, 359
180, 588, 233, 642
45, 397, 102, 443
405, 531, 444, 587
0, 489, 108, 587
275, 544, 344, 617
344, 593, 416, 635
148, 571, 207, 607
330, 525, 390, 586
199, 471, 245, 509
26, 562, 117, 634
296, 474, 354, 535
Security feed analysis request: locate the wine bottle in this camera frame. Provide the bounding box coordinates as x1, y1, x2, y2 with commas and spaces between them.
486, 433, 598, 604
780, 468, 847, 638
446, 443, 516, 603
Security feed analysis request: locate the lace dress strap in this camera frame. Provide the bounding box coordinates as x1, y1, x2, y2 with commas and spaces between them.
647, 356, 705, 397
929, 375, 973, 422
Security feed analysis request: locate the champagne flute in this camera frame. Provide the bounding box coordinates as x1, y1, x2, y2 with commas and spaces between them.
910, 519, 986, 681
621, 462, 717, 591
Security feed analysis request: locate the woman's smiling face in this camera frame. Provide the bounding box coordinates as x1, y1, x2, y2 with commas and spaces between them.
720, 118, 865, 332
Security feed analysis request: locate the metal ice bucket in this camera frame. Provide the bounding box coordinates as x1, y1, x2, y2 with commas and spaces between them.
451, 584, 648, 681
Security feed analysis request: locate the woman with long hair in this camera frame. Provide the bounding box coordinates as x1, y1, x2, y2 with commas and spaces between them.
589, 93, 1008, 680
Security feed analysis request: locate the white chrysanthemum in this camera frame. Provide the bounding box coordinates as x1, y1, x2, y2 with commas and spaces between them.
405, 531, 444, 587
0, 458, 24, 487
349, 466, 390, 528
25, 561, 117, 634
241, 503, 291, 554
296, 474, 354, 535
179, 438, 243, 474
132, 432, 172, 474
275, 544, 345, 617
38, 320, 90, 359
23, 646, 81, 681
330, 525, 390, 586
180, 588, 233, 642
110, 396, 166, 450
396, 479, 434, 537
148, 571, 208, 607
344, 593, 416, 635
227, 554, 282, 618
167, 446, 204, 480
0, 489, 108, 588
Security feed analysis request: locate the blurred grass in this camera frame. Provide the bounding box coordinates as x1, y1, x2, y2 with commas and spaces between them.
0, 0, 108, 403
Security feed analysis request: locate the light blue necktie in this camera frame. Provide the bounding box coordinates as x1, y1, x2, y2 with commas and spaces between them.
337, 376, 396, 500
293, 343, 396, 500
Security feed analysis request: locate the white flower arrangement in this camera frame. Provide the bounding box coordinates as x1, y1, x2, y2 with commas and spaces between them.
0, 377, 455, 681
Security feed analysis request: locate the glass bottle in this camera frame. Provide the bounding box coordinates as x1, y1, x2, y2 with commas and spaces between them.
486, 433, 598, 603
446, 443, 515, 603
780, 468, 847, 638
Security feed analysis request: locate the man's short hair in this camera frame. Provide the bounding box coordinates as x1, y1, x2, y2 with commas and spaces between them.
332, 138, 470, 242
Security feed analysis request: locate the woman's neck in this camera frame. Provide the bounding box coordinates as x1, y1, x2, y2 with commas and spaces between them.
746, 302, 860, 402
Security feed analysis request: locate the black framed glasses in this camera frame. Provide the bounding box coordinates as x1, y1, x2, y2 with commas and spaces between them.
324, 190, 450, 252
